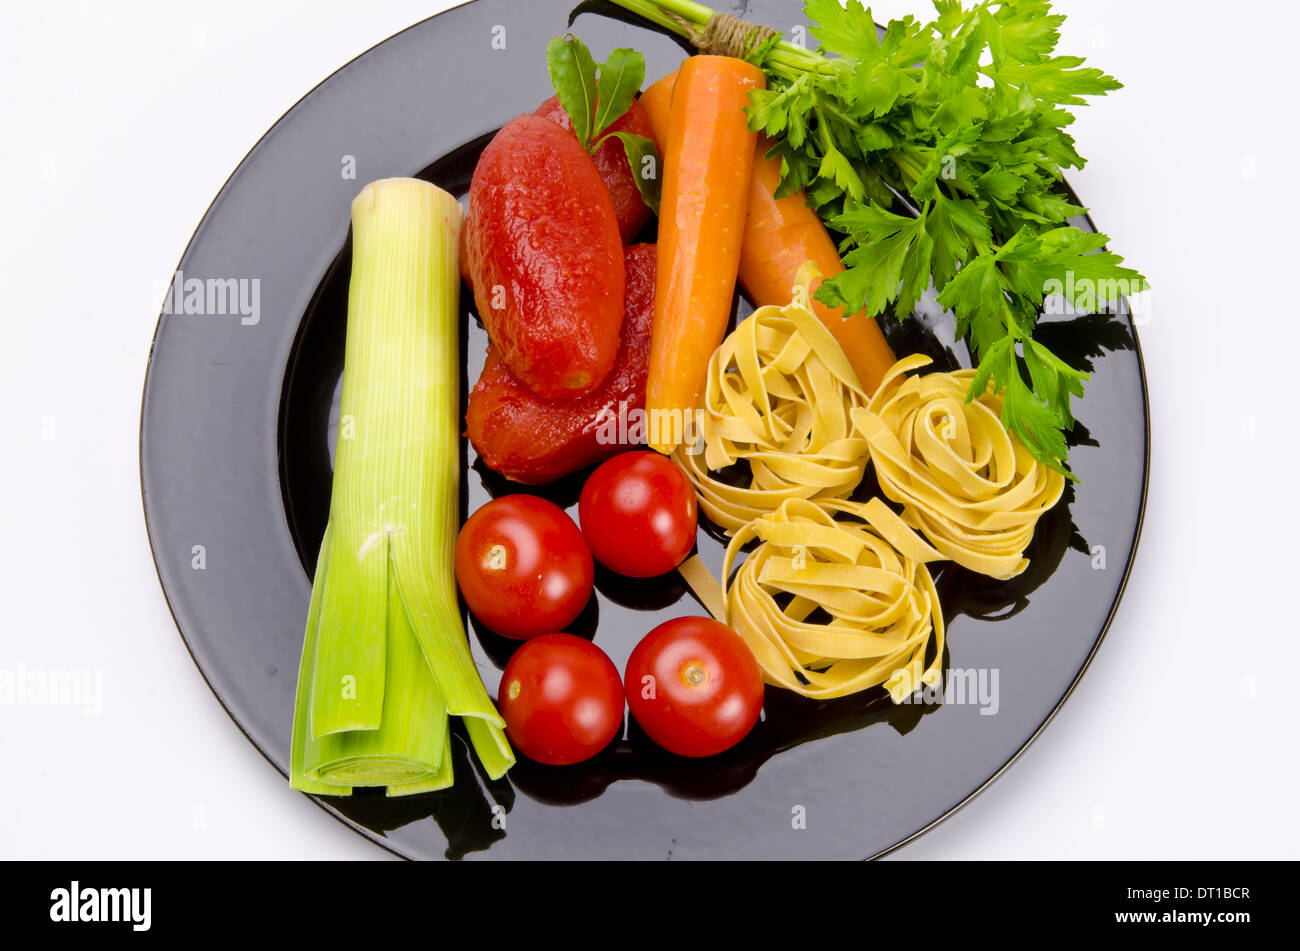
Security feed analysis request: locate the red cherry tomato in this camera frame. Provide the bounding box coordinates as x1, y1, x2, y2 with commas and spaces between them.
455, 495, 593, 639
578, 451, 697, 578
624, 617, 764, 758
497, 634, 624, 765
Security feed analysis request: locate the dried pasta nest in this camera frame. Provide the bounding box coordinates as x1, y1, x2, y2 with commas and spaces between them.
673, 278, 871, 535
673, 276, 1068, 703
852, 355, 1067, 581
722, 496, 945, 701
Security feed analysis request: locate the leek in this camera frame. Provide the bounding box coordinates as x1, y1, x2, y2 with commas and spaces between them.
290, 177, 513, 795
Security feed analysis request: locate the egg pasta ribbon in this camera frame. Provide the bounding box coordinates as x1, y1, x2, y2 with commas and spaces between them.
673, 269, 871, 534
852, 355, 1066, 581
722, 496, 945, 702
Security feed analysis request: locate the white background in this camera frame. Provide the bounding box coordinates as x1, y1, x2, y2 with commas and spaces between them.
2, 0, 1296, 860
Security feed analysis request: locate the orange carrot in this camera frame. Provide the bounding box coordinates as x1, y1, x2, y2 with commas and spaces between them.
647, 56, 764, 454
643, 69, 896, 395
740, 138, 896, 392
639, 69, 678, 150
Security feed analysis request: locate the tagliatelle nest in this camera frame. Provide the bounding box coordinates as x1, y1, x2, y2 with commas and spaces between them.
722, 496, 945, 702
673, 277, 871, 535
852, 354, 1066, 581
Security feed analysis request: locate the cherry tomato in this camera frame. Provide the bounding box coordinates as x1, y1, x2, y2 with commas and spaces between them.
624, 617, 764, 758
455, 495, 593, 639
497, 634, 624, 765
578, 451, 697, 578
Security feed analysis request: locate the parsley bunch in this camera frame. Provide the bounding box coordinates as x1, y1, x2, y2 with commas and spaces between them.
608, 0, 1147, 474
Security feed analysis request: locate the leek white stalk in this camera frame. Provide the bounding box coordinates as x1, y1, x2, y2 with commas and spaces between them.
290, 177, 513, 794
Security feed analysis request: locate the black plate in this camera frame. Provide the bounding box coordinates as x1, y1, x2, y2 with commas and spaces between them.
140, 0, 1149, 860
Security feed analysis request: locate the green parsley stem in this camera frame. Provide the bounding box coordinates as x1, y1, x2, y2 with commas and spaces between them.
814, 106, 835, 153
816, 98, 863, 132
604, 0, 831, 76
606, 0, 691, 36
888, 148, 926, 190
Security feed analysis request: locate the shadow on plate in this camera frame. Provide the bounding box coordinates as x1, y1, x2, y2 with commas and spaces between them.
327, 665, 946, 859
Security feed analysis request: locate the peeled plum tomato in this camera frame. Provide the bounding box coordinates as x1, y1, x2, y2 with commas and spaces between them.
498, 634, 624, 765
533, 95, 656, 243
579, 451, 697, 577
467, 244, 657, 485
625, 617, 764, 758
454, 495, 593, 639
461, 113, 624, 399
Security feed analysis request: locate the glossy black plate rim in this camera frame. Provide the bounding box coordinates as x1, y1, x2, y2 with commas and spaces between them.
886, 237, 1153, 855
883, 387, 1149, 857
137, 3, 485, 863
139, 0, 1151, 860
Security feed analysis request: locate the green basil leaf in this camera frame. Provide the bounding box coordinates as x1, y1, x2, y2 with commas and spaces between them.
592, 47, 644, 139
603, 131, 661, 216
547, 35, 598, 149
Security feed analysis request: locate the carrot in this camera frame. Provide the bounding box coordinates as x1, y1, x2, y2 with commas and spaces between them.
643, 69, 896, 395
740, 137, 897, 393
638, 69, 677, 150
646, 56, 764, 454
